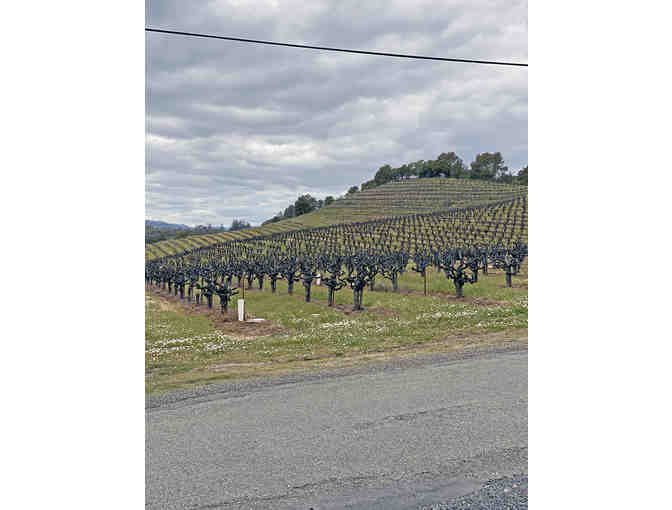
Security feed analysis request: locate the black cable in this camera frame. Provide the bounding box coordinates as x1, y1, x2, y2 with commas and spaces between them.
146, 27, 527, 67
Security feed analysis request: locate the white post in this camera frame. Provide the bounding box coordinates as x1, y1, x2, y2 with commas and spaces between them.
237, 299, 245, 322
316, 273, 321, 286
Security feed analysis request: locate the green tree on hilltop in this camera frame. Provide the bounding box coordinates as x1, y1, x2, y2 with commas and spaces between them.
294, 194, 319, 216
470, 152, 508, 180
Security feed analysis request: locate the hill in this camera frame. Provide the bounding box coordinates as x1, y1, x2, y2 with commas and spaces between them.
145, 178, 527, 260
145, 220, 191, 230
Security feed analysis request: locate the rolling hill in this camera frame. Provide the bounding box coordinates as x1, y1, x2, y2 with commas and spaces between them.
145, 178, 527, 260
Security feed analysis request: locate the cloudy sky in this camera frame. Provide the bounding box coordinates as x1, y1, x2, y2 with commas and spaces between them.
146, 0, 527, 227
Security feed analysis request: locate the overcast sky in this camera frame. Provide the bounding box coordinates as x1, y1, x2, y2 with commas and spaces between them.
146, 0, 527, 227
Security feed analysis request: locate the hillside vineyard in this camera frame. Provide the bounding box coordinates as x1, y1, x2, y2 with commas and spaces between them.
145, 197, 528, 310
145, 178, 527, 260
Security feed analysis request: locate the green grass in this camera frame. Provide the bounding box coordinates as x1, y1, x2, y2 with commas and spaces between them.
146, 264, 527, 393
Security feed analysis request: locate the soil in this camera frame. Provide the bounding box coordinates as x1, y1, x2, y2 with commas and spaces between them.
147, 286, 286, 338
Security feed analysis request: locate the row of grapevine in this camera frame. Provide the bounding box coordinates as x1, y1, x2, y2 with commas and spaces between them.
145, 198, 527, 311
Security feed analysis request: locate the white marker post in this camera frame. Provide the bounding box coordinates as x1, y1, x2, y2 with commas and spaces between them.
238, 299, 245, 322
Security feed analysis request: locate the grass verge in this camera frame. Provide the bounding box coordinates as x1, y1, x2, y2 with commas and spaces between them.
146, 265, 527, 393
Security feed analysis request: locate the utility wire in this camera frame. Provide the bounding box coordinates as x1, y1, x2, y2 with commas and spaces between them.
146, 27, 528, 67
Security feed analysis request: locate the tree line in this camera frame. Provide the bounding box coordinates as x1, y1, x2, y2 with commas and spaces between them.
361, 151, 526, 190
262, 193, 337, 226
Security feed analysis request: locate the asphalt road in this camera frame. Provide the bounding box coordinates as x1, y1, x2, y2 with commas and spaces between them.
147, 349, 527, 509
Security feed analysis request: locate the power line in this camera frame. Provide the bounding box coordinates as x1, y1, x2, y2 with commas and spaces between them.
146, 27, 528, 67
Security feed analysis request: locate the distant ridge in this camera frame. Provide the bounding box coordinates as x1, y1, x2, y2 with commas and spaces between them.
146, 220, 191, 230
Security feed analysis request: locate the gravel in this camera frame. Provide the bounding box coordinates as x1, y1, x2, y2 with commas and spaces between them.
421, 474, 527, 510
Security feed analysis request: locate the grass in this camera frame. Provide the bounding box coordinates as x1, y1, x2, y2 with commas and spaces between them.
146, 263, 527, 393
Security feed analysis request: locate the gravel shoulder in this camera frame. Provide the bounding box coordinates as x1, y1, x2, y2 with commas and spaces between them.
422, 474, 528, 510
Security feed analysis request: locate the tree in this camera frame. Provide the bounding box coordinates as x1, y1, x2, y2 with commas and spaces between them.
470, 152, 508, 180
373, 165, 394, 185
419, 160, 438, 178
516, 166, 528, 186
398, 164, 412, 180
497, 172, 515, 184
435, 152, 466, 178
408, 160, 426, 178
324, 196, 335, 206
283, 204, 295, 218
230, 219, 251, 231
295, 194, 318, 216
346, 185, 359, 195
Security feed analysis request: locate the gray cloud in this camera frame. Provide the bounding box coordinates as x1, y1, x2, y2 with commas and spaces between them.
146, 0, 527, 226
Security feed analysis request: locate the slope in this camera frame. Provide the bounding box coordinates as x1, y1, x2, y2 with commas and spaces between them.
145, 178, 527, 260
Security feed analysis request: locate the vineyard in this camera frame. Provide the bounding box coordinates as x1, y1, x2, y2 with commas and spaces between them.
145, 178, 527, 260
145, 180, 528, 392
147, 194, 526, 306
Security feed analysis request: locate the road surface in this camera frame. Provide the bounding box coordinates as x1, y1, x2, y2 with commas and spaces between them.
147, 348, 527, 509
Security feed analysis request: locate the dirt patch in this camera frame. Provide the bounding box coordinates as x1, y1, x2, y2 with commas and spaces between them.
147, 286, 287, 338
146, 293, 181, 313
